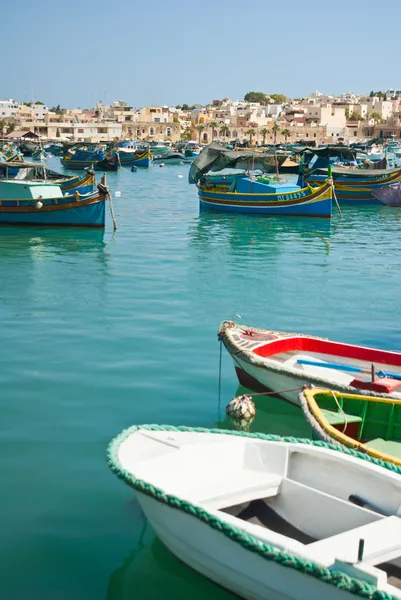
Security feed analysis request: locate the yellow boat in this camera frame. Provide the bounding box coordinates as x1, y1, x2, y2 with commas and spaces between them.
299, 387, 401, 466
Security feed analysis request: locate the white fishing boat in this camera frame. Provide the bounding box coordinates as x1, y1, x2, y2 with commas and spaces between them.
218, 320, 401, 406
108, 425, 401, 600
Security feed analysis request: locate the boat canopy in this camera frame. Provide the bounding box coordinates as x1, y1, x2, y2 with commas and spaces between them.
189, 142, 286, 184
296, 146, 365, 159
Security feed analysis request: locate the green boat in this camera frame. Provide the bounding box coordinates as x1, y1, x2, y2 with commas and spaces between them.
299, 387, 401, 466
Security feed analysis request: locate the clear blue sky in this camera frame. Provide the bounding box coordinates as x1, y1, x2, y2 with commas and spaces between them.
2, 0, 400, 108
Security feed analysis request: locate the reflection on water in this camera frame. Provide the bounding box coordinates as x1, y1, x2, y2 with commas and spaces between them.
188, 211, 333, 255
106, 521, 231, 600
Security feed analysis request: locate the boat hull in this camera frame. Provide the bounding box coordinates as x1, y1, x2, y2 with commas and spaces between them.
0, 191, 106, 228
136, 493, 360, 600
198, 183, 332, 217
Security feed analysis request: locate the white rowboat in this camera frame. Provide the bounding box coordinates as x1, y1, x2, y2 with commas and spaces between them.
219, 320, 401, 406
108, 425, 401, 600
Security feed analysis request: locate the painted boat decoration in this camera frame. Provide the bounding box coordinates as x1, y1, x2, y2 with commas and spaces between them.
197, 178, 332, 217
218, 320, 401, 406
299, 387, 401, 467
306, 167, 401, 205
0, 176, 109, 228
108, 424, 401, 600
117, 148, 152, 168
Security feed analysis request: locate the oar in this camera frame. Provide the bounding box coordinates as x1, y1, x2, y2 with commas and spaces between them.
296, 359, 401, 381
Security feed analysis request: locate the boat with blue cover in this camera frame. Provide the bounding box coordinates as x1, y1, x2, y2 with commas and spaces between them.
0, 168, 108, 227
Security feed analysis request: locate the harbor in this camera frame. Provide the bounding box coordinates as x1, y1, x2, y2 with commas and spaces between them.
0, 152, 401, 599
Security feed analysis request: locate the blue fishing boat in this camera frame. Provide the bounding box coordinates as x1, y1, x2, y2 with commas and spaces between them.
190, 142, 332, 217
61, 147, 118, 171
117, 148, 152, 167
0, 175, 109, 228
300, 146, 401, 204
197, 177, 332, 217
305, 167, 401, 205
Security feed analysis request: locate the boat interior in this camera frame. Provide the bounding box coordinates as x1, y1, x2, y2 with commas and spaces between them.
232, 330, 401, 393
309, 390, 401, 457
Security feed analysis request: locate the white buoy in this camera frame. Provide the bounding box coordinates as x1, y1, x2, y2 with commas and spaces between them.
159, 163, 165, 168
226, 394, 256, 421
36, 201, 43, 209
177, 174, 183, 178
114, 191, 121, 197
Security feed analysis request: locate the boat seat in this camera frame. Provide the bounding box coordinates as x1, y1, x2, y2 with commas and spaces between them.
199, 472, 282, 510
364, 438, 401, 459
307, 516, 401, 566
321, 409, 362, 427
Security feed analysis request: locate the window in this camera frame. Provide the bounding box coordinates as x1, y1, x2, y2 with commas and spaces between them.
313, 133, 316, 137
233, 130, 237, 137
78, 128, 84, 133
306, 133, 308, 137
354, 131, 357, 136
149, 127, 155, 135
166, 127, 172, 136
203, 132, 208, 141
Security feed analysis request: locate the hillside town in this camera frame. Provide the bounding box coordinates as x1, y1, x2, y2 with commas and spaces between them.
1, 89, 401, 145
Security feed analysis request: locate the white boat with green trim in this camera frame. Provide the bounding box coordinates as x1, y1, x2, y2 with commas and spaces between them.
108, 425, 401, 600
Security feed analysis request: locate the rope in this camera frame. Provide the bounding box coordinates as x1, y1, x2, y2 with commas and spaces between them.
108, 191, 117, 232
107, 424, 401, 600
328, 178, 343, 220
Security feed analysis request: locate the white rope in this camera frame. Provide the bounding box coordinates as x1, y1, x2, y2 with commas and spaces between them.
108, 191, 117, 231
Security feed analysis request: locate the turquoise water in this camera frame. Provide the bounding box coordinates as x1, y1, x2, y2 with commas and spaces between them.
1, 158, 401, 599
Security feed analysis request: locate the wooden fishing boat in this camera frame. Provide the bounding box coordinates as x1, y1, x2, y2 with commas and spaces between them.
218, 320, 401, 405
108, 424, 401, 600
306, 167, 401, 205
117, 148, 152, 167
0, 162, 95, 195
0, 176, 109, 228
61, 148, 118, 171
299, 387, 401, 466
198, 178, 332, 217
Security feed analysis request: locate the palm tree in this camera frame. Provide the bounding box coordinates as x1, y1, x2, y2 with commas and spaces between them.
281, 128, 291, 143
220, 124, 230, 138
246, 129, 256, 144
260, 128, 269, 145
0, 119, 6, 136
196, 124, 205, 143
209, 121, 218, 141
272, 122, 280, 144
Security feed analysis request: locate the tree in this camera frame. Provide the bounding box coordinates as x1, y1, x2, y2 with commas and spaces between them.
182, 103, 190, 110
367, 111, 382, 123
345, 108, 350, 119
281, 128, 291, 142
348, 111, 362, 122
209, 121, 218, 140
7, 120, 16, 134
175, 105, 181, 109
35, 101, 45, 105
195, 124, 205, 143
220, 124, 230, 138
246, 128, 256, 143
173, 117, 179, 123
260, 128, 269, 144
272, 122, 280, 144
182, 127, 191, 141
269, 94, 287, 104
244, 91, 267, 104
